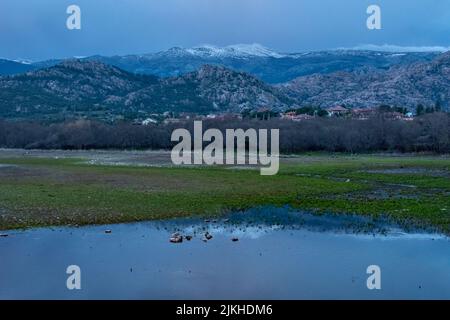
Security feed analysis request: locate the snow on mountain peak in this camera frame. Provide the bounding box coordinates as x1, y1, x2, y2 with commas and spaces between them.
163, 44, 286, 59
221, 44, 285, 58
0, 58, 33, 65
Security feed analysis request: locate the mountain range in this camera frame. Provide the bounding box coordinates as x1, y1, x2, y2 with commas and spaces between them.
1, 44, 440, 83
0, 45, 449, 121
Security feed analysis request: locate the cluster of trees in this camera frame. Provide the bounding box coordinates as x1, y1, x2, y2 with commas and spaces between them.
416, 102, 444, 116
206, 113, 450, 153
285, 105, 410, 117
0, 120, 174, 150
276, 113, 450, 153
241, 109, 280, 120
378, 105, 409, 114
284, 103, 446, 117
0, 112, 449, 153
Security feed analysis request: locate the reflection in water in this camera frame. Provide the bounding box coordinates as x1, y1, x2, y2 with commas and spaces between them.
0, 207, 449, 299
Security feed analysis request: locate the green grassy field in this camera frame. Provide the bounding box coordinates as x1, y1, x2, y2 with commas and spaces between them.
0, 153, 449, 232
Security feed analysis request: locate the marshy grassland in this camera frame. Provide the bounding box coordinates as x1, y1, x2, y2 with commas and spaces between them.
0, 150, 449, 232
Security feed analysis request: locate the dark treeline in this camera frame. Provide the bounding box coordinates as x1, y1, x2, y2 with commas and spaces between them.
0, 113, 449, 153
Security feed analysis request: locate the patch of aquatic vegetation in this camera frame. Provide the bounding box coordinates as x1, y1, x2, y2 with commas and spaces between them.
151, 207, 443, 237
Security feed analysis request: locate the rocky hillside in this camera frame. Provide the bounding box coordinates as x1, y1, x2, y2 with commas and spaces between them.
0, 61, 289, 120
281, 51, 450, 109
120, 65, 290, 113
0, 60, 157, 119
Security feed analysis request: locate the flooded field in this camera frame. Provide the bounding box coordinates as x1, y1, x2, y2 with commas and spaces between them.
0, 148, 176, 167
1, 208, 449, 300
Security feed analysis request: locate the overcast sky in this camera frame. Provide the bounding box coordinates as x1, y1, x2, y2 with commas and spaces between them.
0, 0, 449, 61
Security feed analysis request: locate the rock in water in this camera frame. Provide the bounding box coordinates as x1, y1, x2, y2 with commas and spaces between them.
204, 232, 213, 240
170, 233, 183, 243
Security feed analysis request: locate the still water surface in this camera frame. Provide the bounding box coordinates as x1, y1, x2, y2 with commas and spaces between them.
0, 208, 449, 299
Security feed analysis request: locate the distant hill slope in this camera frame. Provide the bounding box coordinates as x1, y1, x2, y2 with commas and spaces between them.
0, 59, 36, 76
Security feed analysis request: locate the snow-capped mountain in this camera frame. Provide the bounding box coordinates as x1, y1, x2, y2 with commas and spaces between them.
0, 44, 443, 83
85, 45, 439, 83
174, 44, 286, 59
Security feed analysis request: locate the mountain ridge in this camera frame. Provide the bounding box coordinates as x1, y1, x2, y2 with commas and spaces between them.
1, 44, 441, 83
0, 50, 449, 121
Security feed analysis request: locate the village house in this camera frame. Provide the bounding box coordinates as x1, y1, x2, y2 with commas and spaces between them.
326, 105, 349, 117
281, 111, 297, 120
281, 111, 315, 121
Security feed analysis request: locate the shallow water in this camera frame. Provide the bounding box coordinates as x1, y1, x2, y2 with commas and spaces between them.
0, 208, 449, 300
363, 168, 449, 177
